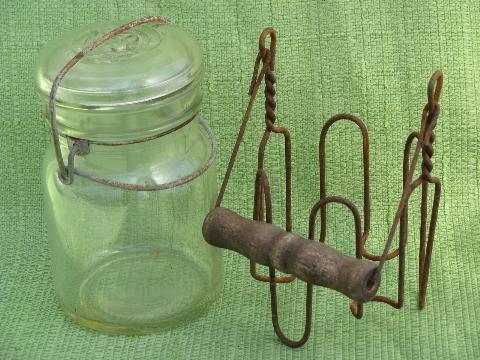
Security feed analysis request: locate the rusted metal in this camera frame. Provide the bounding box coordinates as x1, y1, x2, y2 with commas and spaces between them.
47, 16, 211, 189
210, 26, 443, 347
48, 17, 219, 191
354, 71, 443, 310
216, 28, 295, 283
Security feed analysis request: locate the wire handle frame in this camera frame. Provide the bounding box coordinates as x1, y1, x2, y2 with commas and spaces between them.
213, 26, 443, 347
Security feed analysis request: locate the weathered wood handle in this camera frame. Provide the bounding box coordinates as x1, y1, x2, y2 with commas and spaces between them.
203, 207, 380, 303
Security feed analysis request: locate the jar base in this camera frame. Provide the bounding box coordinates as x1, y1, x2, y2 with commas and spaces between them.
63, 296, 218, 335
64, 247, 222, 334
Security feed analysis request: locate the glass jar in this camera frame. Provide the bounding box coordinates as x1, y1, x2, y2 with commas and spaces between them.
35, 18, 223, 334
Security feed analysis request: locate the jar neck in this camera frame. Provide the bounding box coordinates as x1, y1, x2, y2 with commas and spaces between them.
46, 79, 203, 142
57, 116, 215, 187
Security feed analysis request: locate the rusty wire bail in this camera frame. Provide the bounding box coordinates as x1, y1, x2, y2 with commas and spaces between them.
49, 16, 168, 185
47, 16, 217, 191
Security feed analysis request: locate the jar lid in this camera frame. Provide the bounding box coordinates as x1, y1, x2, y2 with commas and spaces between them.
35, 20, 203, 107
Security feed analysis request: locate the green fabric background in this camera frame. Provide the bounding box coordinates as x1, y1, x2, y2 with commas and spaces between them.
1, 0, 479, 358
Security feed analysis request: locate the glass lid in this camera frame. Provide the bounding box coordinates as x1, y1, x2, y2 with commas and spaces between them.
35, 20, 203, 107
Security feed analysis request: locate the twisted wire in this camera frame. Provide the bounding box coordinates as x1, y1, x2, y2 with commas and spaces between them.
264, 54, 277, 129
421, 105, 439, 181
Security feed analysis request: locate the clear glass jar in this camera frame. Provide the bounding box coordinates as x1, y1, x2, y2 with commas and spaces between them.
35, 18, 223, 334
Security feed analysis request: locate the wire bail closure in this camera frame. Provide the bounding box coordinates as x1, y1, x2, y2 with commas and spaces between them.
47, 16, 217, 191
48, 16, 171, 187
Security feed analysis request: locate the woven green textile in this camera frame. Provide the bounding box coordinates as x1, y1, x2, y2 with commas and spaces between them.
1, 0, 479, 358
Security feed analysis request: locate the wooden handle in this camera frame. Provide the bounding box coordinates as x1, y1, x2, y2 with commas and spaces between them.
203, 207, 380, 303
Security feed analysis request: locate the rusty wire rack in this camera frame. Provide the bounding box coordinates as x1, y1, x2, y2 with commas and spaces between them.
215, 27, 443, 347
